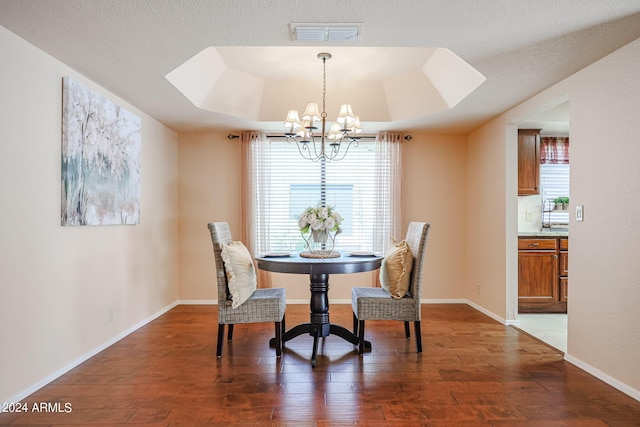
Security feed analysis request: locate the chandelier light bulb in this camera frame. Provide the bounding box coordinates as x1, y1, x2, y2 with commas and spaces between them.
297, 120, 311, 141
284, 110, 301, 134
337, 104, 356, 130
351, 116, 362, 134
302, 102, 321, 127
327, 122, 342, 140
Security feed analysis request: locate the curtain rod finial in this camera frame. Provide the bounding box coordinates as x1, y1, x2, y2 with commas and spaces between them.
404, 134, 412, 141
227, 133, 240, 140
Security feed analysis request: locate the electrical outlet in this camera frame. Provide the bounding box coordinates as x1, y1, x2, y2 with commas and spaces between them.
108, 308, 114, 323
477, 283, 481, 295
576, 205, 584, 222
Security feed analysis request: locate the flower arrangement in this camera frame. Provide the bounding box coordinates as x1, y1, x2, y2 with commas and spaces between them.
298, 204, 343, 257
298, 204, 343, 235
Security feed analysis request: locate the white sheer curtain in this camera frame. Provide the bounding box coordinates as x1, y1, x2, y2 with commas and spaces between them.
374, 132, 403, 250
241, 131, 271, 288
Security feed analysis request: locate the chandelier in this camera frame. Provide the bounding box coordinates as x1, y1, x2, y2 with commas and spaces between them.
283, 52, 361, 162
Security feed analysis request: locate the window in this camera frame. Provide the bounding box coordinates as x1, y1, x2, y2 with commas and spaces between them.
289, 183, 355, 235
540, 136, 570, 225
245, 134, 400, 255
540, 163, 570, 224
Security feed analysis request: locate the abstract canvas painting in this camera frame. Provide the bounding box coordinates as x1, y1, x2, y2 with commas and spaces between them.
61, 77, 141, 226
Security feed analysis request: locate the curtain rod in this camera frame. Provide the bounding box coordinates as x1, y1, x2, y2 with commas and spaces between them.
227, 133, 412, 141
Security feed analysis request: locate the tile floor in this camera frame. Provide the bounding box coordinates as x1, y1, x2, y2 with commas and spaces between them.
515, 313, 567, 353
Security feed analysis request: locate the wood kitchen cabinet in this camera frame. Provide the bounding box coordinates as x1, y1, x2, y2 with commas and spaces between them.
559, 238, 568, 302
518, 236, 567, 313
518, 129, 541, 195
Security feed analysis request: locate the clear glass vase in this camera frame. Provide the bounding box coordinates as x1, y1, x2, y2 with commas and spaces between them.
301, 229, 337, 257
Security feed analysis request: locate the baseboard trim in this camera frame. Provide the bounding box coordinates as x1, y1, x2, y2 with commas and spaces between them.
564, 353, 640, 402
178, 299, 216, 305
461, 299, 509, 325
177, 298, 481, 307
327, 298, 509, 326
3, 300, 179, 405
177, 299, 312, 305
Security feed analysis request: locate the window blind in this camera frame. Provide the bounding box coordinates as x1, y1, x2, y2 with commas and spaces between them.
540, 163, 570, 224
250, 139, 389, 254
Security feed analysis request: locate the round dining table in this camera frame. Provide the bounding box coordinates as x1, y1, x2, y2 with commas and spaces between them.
255, 252, 383, 367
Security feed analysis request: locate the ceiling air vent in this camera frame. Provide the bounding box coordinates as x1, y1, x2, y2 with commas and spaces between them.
290, 23, 364, 42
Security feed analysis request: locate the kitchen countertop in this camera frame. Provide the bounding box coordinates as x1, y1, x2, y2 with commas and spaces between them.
518, 228, 569, 237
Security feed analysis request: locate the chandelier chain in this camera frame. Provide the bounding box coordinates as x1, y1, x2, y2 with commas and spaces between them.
322, 57, 327, 119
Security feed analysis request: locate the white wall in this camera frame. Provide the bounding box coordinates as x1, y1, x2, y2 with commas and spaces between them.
467, 37, 640, 397
0, 26, 180, 403
402, 132, 467, 300
518, 195, 543, 232
177, 132, 242, 301
466, 120, 514, 320
563, 36, 640, 398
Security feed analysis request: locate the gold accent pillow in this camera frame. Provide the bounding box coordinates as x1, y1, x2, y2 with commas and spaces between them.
380, 239, 413, 299
221, 241, 257, 308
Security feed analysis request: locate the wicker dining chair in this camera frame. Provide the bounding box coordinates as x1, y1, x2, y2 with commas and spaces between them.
352, 222, 431, 354
207, 222, 286, 357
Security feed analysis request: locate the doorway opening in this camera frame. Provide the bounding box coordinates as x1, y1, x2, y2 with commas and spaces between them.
514, 100, 569, 353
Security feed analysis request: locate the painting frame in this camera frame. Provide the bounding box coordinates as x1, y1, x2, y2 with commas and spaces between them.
61, 77, 141, 226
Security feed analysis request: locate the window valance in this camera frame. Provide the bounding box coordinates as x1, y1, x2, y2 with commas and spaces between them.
540, 137, 569, 164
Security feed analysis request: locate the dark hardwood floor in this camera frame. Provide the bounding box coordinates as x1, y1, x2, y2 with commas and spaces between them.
2, 303, 639, 426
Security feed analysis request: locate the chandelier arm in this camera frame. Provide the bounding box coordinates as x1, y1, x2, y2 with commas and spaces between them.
296, 142, 314, 161
286, 135, 325, 162
325, 138, 359, 162
308, 129, 323, 160
287, 137, 315, 161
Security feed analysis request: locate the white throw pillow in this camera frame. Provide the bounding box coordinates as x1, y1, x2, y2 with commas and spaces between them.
221, 241, 257, 308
